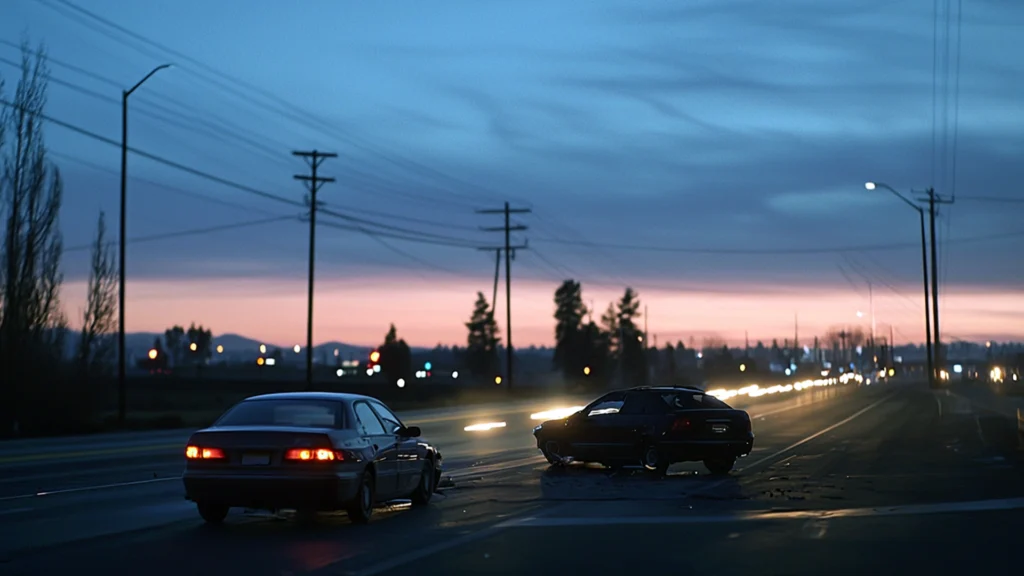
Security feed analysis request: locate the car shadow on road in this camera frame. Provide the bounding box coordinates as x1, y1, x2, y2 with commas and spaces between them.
537, 462, 743, 501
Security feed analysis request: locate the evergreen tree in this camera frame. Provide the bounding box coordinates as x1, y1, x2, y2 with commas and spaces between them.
552, 280, 587, 379
465, 292, 500, 377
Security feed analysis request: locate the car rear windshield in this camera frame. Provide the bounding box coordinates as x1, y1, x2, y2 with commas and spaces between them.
214, 399, 345, 428
662, 391, 731, 410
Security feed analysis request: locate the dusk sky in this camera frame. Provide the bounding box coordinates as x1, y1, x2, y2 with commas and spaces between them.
1, 0, 1021, 348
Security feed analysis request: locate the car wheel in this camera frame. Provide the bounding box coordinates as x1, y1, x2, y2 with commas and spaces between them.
196, 501, 229, 524
641, 445, 669, 476
542, 440, 567, 466
704, 457, 736, 475
411, 458, 435, 506
347, 471, 375, 524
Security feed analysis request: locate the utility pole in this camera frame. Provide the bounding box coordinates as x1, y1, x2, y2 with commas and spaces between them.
890, 324, 895, 369
477, 202, 530, 391
868, 281, 876, 371
293, 150, 337, 391
921, 187, 953, 384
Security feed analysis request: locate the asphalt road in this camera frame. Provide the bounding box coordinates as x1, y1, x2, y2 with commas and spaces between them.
1, 379, 1022, 575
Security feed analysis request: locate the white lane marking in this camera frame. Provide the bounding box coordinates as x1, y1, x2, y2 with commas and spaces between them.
497, 497, 1024, 528
975, 415, 987, 445
935, 393, 943, 417
0, 477, 179, 502
0, 506, 33, 516
739, 393, 893, 472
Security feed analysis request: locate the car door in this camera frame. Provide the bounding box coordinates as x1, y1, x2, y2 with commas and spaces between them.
570, 392, 628, 462
352, 401, 399, 498
370, 400, 422, 494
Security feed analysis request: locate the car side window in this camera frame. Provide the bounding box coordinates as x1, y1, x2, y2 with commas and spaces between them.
586, 393, 625, 417
620, 392, 669, 415
370, 402, 403, 434
353, 402, 388, 435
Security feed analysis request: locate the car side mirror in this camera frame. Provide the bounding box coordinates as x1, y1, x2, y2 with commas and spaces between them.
401, 426, 421, 438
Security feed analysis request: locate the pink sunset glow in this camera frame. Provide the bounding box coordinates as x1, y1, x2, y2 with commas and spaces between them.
60, 277, 1024, 348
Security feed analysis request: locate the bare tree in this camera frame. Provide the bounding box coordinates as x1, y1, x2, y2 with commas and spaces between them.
77, 211, 116, 375
0, 41, 67, 435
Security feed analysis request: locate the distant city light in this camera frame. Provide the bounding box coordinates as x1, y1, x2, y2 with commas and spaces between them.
953, 364, 963, 374
494, 376, 502, 385
424, 361, 432, 370
265, 358, 276, 366
365, 368, 374, 376
293, 345, 301, 353
216, 345, 224, 354
333, 348, 339, 357
373, 364, 381, 373
369, 350, 381, 363
397, 378, 406, 388
257, 357, 265, 366
259, 344, 267, 354
452, 371, 459, 379
739, 363, 746, 372
336, 368, 343, 377
583, 366, 591, 376
189, 342, 197, 352
147, 349, 158, 360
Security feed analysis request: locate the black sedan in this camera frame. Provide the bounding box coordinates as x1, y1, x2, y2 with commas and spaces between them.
532, 386, 753, 475
182, 392, 443, 524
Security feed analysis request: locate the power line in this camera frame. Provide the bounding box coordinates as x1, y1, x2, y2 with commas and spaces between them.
40, 0, 533, 209
955, 196, 1024, 204
64, 215, 297, 252
50, 150, 282, 216
531, 229, 1024, 255
0, 97, 303, 208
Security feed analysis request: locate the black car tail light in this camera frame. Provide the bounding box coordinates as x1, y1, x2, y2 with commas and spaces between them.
671, 417, 692, 432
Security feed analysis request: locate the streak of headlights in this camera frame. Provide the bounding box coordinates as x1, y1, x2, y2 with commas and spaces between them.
529, 406, 586, 421
463, 421, 508, 432
706, 372, 864, 401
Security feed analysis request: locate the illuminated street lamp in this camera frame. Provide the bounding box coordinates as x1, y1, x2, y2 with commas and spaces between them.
259, 344, 267, 354
864, 181, 934, 387
189, 342, 197, 352
739, 363, 746, 372
293, 344, 301, 354
583, 366, 591, 376
216, 345, 224, 354
148, 349, 158, 360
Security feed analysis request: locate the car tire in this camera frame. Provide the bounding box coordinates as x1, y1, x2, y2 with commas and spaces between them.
196, 501, 229, 524
542, 441, 567, 466
704, 457, 736, 475
641, 445, 669, 476
411, 458, 435, 506
347, 471, 375, 524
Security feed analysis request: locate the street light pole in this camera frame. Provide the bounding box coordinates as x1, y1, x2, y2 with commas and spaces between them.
864, 182, 934, 388
118, 64, 171, 427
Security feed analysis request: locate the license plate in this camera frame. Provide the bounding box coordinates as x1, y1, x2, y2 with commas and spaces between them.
241, 453, 270, 466
711, 424, 729, 433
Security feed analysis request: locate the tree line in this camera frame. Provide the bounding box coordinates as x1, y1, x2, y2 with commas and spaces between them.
0, 41, 120, 436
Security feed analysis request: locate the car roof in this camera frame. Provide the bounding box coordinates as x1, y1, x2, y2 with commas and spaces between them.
243, 391, 377, 403
625, 386, 706, 393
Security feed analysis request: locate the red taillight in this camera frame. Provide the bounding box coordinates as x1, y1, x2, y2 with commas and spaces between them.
185, 445, 225, 460
284, 448, 341, 462
671, 417, 692, 432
